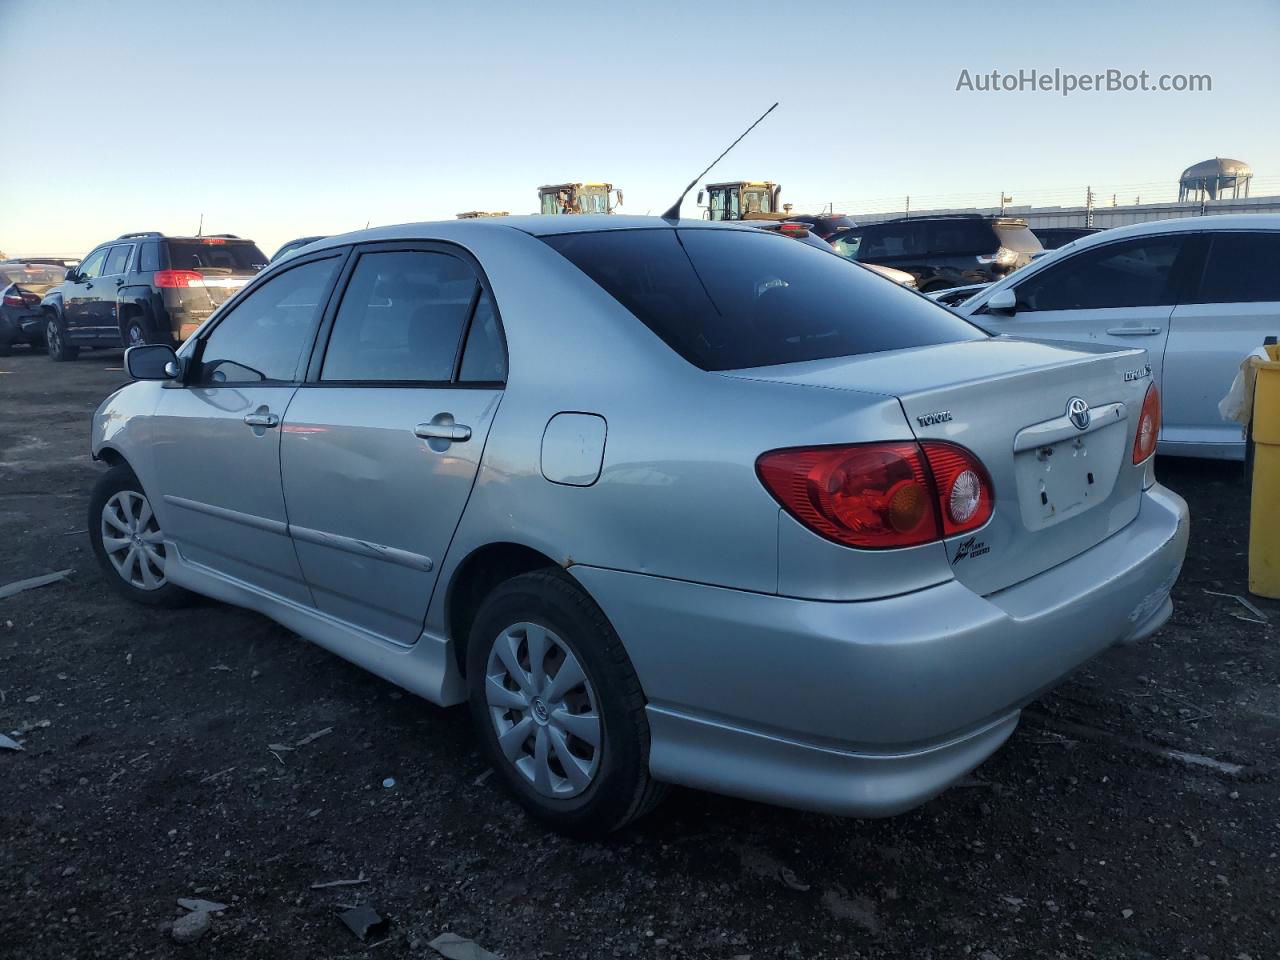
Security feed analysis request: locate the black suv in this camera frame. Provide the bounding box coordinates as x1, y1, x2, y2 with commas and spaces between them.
828, 215, 1042, 292
41, 232, 267, 361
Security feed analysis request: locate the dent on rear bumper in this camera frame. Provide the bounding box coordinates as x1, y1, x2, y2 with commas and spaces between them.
572, 484, 1188, 817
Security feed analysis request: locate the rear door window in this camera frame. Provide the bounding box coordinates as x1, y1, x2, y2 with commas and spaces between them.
858, 222, 926, 260
458, 289, 507, 382
103, 244, 133, 276
1190, 232, 1280, 304
196, 257, 339, 385
321, 250, 478, 383
542, 228, 985, 371
1013, 236, 1185, 311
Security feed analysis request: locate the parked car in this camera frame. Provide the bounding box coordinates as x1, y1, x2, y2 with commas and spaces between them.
41, 232, 267, 361
0, 261, 67, 355
954, 214, 1280, 460
929, 281, 990, 307
829, 215, 1043, 292
743, 220, 918, 288
90, 216, 1187, 836
784, 213, 857, 240
271, 235, 329, 262
1033, 226, 1101, 250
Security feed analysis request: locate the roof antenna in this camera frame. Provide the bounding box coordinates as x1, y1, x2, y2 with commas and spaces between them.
661, 102, 778, 221
197, 212, 203, 237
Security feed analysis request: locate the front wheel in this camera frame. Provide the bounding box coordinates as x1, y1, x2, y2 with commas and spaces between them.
466, 569, 666, 837
89, 464, 191, 607
46, 314, 79, 361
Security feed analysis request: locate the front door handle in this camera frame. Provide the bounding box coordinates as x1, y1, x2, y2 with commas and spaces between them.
1105, 326, 1162, 336
415, 422, 471, 442
244, 412, 280, 428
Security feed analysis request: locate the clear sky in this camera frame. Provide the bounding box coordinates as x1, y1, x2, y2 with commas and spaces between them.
2, 0, 1277, 257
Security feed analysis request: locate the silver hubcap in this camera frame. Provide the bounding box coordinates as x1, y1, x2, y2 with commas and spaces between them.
127, 324, 144, 346
47, 320, 60, 353
100, 490, 167, 590
485, 622, 601, 798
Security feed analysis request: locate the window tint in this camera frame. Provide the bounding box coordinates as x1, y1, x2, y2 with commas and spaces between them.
322, 251, 477, 382
1193, 232, 1280, 304
103, 244, 132, 276
197, 257, 338, 385
139, 242, 161, 272
459, 289, 507, 382
1014, 237, 1183, 311
928, 221, 995, 256
166, 240, 267, 275
543, 228, 985, 371
858, 222, 927, 260
830, 229, 863, 259
77, 249, 108, 280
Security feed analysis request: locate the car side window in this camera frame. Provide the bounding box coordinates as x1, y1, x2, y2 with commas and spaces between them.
139, 242, 161, 272
103, 245, 133, 277
1013, 237, 1184, 312
1191, 233, 1280, 304
831, 231, 863, 260
77, 249, 108, 280
459, 288, 507, 383
321, 250, 478, 383
196, 257, 339, 386
860, 223, 924, 260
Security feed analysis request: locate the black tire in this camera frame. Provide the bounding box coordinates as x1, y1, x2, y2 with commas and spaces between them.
45, 313, 79, 361
466, 569, 666, 837
88, 464, 191, 608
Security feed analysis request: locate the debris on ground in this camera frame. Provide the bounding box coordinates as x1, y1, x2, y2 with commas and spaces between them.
473, 768, 493, 786
0, 569, 73, 600
0, 733, 23, 751
171, 909, 212, 944
382, 777, 396, 789
428, 932, 503, 960
295, 727, 333, 747
311, 871, 369, 890
1204, 588, 1269, 620
177, 898, 227, 914
337, 905, 389, 942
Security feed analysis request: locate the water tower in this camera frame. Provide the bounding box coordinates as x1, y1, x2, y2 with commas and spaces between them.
1178, 157, 1253, 202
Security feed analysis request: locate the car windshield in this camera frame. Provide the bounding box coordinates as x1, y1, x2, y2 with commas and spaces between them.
166, 240, 267, 275
542, 227, 987, 371
0, 263, 65, 286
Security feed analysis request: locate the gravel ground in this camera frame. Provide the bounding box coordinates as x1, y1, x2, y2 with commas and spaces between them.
1, 347, 1277, 959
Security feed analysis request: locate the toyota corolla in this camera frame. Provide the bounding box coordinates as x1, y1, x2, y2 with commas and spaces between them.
89, 216, 1188, 836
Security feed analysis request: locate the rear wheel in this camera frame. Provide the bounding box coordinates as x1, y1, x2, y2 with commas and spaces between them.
46, 314, 79, 361
89, 464, 191, 607
123, 316, 147, 348
466, 569, 665, 837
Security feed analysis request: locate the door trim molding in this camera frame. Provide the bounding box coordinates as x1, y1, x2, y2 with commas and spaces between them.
163, 494, 290, 536
289, 523, 435, 572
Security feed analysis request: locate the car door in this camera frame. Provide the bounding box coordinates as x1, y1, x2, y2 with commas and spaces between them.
63, 247, 107, 339
279, 244, 507, 644
148, 251, 344, 603
1164, 230, 1280, 454
975, 234, 1193, 394
95, 243, 134, 342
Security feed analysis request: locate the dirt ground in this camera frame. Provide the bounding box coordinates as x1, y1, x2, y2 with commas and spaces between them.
1, 346, 1277, 960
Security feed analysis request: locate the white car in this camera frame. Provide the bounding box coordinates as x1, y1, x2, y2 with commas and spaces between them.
954, 215, 1280, 460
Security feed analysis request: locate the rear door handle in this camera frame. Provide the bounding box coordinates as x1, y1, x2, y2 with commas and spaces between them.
243, 412, 280, 428
415, 422, 471, 442
1106, 326, 1162, 336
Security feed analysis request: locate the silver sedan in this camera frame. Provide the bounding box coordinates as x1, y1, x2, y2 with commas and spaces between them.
90, 216, 1188, 836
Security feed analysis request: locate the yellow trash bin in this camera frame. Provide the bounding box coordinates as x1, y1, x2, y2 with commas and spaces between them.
1249, 343, 1280, 599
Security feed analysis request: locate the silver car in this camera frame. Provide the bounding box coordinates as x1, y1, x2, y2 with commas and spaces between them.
90, 216, 1189, 836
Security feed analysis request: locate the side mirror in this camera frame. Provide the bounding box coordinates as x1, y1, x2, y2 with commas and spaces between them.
125, 343, 181, 381
986, 288, 1018, 314
65, 269, 79, 282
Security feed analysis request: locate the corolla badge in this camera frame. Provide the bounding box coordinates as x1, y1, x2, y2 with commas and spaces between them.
1066, 396, 1091, 430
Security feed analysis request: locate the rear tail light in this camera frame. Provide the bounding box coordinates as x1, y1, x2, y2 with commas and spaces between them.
778, 222, 811, 237
153, 270, 204, 288
1132, 383, 1161, 464
2, 288, 40, 307
756, 440, 994, 550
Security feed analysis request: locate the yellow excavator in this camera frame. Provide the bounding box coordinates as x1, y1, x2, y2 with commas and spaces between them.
699, 181, 791, 221
537, 183, 623, 215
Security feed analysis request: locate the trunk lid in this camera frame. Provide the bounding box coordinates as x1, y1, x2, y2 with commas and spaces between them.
724, 336, 1154, 595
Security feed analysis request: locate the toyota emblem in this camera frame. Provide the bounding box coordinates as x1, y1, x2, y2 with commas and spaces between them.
1067, 397, 1091, 430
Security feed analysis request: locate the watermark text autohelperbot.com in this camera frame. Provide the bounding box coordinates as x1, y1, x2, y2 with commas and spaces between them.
956, 68, 1211, 96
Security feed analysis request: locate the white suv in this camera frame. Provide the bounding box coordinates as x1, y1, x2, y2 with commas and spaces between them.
955, 214, 1280, 460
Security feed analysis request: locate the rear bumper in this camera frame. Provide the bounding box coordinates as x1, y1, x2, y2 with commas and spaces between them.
572, 483, 1188, 817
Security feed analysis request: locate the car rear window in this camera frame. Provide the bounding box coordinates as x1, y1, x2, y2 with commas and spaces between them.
165, 240, 268, 275
928, 220, 997, 256
542, 228, 986, 371
0, 263, 65, 286
993, 222, 1043, 255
